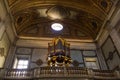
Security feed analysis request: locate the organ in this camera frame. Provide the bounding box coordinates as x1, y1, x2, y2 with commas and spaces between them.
47, 37, 72, 66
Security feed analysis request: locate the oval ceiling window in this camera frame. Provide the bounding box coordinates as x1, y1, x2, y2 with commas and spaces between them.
51, 23, 63, 31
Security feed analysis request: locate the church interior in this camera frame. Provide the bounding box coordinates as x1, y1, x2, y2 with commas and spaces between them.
0, 0, 120, 80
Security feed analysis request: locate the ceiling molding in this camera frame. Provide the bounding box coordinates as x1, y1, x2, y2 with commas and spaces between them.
6, 0, 114, 42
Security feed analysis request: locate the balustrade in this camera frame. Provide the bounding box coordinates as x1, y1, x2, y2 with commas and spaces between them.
92, 69, 119, 79
66, 67, 88, 77
4, 69, 32, 79
0, 67, 119, 80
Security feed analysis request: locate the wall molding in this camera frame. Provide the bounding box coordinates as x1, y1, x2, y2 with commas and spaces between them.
101, 36, 120, 70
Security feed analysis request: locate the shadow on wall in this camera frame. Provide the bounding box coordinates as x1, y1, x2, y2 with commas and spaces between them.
0, 47, 5, 68
0, 48, 4, 56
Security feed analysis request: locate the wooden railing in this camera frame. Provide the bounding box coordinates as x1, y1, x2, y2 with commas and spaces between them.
0, 67, 120, 80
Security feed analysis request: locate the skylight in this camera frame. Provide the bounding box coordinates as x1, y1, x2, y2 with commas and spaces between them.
51, 23, 63, 31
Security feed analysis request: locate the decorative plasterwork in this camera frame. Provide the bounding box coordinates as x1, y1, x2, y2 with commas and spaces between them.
92, 0, 113, 13
6, 0, 113, 42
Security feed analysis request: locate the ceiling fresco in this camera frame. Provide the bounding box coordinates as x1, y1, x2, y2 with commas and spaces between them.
7, 0, 113, 41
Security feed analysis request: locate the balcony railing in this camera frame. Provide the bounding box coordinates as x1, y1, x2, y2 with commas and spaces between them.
0, 67, 120, 80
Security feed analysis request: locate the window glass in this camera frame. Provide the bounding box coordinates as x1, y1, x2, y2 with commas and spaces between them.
17, 59, 29, 69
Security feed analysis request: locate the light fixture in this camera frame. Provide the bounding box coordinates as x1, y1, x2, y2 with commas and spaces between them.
51, 23, 63, 31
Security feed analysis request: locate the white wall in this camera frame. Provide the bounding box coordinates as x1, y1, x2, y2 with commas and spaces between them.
16, 38, 96, 50
97, 2, 120, 70
0, 0, 15, 68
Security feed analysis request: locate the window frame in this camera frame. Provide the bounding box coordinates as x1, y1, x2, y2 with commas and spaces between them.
13, 55, 30, 69
16, 59, 29, 69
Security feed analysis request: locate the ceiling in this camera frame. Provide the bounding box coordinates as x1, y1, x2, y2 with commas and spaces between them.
7, 0, 113, 42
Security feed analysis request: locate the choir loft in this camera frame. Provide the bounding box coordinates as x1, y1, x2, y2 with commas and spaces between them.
0, 0, 120, 80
